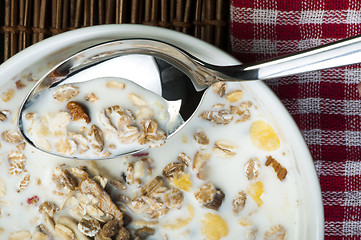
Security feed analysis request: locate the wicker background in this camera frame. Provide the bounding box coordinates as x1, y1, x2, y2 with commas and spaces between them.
0, 0, 230, 63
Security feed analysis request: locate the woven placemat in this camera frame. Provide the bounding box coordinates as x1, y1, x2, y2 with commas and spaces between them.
0, 0, 230, 63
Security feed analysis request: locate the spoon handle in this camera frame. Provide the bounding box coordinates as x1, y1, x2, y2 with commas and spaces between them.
212, 34, 361, 81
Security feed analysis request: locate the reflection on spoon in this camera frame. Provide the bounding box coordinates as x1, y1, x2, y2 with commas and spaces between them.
19, 54, 203, 159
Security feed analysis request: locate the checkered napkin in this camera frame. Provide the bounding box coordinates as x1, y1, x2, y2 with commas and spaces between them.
230, 0, 361, 239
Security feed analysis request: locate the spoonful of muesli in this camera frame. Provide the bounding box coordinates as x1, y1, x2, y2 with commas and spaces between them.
18, 36, 361, 159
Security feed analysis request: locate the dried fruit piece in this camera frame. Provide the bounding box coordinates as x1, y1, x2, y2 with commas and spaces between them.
8, 150, 26, 175
177, 152, 191, 166
201, 213, 229, 240
85, 92, 99, 102
162, 162, 185, 180
39, 201, 59, 217
106, 80, 125, 89
172, 172, 192, 192
9, 231, 32, 240
17, 173, 30, 193
88, 125, 105, 152
265, 156, 288, 181
244, 158, 260, 180
15, 80, 26, 89
193, 151, 211, 180
67, 101, 91, 123
265, 225, 286, 240
0, 178, 6, 198
212, 82, 226, 97
164, 188, 184, 209
193, 129, 209, 147
78, 218, 101, 237
163, 205, 194, 230
213, 140, 237, 158
248, 181, 264, 207
1, 89, 15, 102
194, 182, 225, 210
226, 90, 243, 102
200, 104, 233, 124
1, 130, 23, 143
27, 195, 40, 205
129, 93, 147, 106
250, 120, 280, 151
233, 191, 247, 214
53, 85, 79, 102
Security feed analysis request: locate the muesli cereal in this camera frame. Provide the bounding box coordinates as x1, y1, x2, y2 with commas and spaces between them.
0, 71, 299, 240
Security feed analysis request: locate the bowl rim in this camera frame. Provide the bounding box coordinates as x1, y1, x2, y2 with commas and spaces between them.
0, 24, 324, 239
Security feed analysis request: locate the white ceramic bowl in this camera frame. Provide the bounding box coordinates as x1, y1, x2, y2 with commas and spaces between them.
0, 24, 324, 239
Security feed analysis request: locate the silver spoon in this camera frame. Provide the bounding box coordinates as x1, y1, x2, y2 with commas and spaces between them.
18, 36, 361, 159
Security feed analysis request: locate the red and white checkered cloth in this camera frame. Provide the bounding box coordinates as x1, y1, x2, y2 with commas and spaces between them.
230, 0, 361, 239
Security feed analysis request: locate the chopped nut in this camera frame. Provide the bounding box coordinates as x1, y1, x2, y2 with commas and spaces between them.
250, 120, 280, 151
8, 150, 26, 175
233, 191, 247, 214
67, 101, 91, 124
1, 130, 23, 143
32, 232, 49, 240
212, 82, 227, 97
79, 178, 123, 223
53, 85, 79, 102
52, 167, 78, 191
162, 162, 185, 180
100, 219, 118, 238
194, 182, 224, 210
106, 80, 125, 89
55, 224, 76, 240
200, 104, 233, 124
265, 225, 286, 240
140, 176, 164, 196
55, 138, 78, 155
213, 140, 237, 158
244, 158, 260, 180
164, 188, 184, 209
129, 93, 147, 106
134, 227, 155, 239
87, 125, 105, 152
192, 151, 211, 180
118, 125, 140, 144
193, 129, 209, 148
226, 90, 243, 102
17, 173, 30, 193
1, 89, 15, 102
0, 178, 5, 198
116, 227, 130, 240
85, 92, 99, 102
9, 231, 32, 240
201, 213, 229, 240
265, 156, 288, 181
78, 218, 101, 237
39, 201, 59, 217
177, 152, 191, 166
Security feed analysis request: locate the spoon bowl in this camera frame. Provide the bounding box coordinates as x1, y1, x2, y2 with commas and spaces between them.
18, 36, 361, 159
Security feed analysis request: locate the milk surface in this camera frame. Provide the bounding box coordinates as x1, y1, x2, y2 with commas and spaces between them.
0, 72, 300, 239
